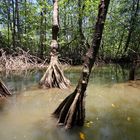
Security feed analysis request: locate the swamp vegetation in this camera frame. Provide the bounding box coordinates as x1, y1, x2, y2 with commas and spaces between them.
0, 0, 140, 139
0, 0, 139, 64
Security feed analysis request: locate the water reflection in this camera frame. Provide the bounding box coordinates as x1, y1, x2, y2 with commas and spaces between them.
0, 64, 129, 94
0, 65, 140, 140
0, 70, 43, 94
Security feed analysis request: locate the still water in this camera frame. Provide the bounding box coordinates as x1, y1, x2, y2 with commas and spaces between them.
0, 64, 140, 140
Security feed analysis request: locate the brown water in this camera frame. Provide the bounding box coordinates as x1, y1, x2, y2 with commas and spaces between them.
0, 65, 140, 140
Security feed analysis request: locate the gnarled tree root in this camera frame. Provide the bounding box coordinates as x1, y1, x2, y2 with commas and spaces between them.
53, 89, 85, 129
0, 80, 11, 97
39, 55, 70, 89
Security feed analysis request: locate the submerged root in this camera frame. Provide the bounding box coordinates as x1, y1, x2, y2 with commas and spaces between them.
53, 89, 85, 129
0, 48, 47, 72
0, 80, 11, 97
39, 55, 70, 89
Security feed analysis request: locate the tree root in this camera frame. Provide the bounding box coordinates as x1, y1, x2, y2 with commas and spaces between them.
53, 89, 85, 129
0, 48, 47, 72
39, 55, 70, 89
0, 80, 11, 97
52, 0, 110, 129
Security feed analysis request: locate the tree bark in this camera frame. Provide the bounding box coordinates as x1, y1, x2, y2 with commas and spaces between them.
39, 10, 44, 59
77, 0, 89, 64
39, 2, 47, 59
53, 0, 110, 129
24, 0, 27, 34
15, 0, 21, 47
12, 0, 16, 49
78, 0, 85, 44
7, 3, 10, 48
125, 0, 139, 80
0, 80, 11, 97
39, 0, 70, 89
129, 63, 136, 80
115, 30, 125, 57
4, 0, 11, 48
123, 0, 139, 53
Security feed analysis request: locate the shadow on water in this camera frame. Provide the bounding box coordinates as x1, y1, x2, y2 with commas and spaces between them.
0, 64, 140, 140
0, 69, 43, 94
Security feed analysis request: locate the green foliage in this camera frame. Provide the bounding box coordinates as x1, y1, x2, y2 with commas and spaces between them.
0, 0, 139, 63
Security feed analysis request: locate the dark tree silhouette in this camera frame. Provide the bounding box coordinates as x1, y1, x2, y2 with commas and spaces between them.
53, 0, 110, 129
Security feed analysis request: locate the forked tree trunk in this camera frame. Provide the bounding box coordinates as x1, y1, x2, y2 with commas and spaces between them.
39, 0, 70, 89
53, 0, 110, 129
0, 80, 11, 97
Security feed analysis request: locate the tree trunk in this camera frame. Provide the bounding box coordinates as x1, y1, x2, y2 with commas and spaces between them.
126, 0, 139, 80
0, 80, 11, 97
115, 30, 125, 57
78, 0, 85, 46
15, 0, 21, 47
77, 0, 89, 64
123, 0, 139, 53
129, 63, 135, 80
24, 0, 27, 34
12, 0, 16, 49
39, 2, 47, 59
7, 8, 10, 48
44, 6, 47, 54
4, 0, 11, 48
53, 0, 110, 129
39, 10, 44, 59
39, 0, 70, 89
